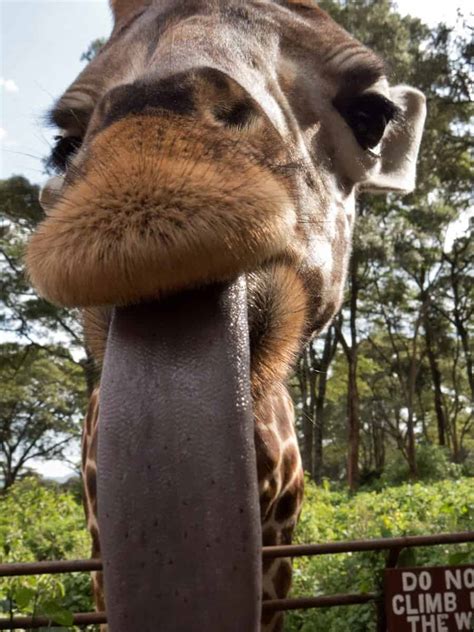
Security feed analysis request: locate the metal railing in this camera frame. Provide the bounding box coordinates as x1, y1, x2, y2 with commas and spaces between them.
1, 531, 473, 630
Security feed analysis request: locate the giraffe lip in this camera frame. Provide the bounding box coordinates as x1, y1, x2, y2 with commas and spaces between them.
26, 116, 295, 308
96, 282, 262, 628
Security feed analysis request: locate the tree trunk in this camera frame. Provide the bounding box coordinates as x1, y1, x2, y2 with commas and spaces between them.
347, 354, 360, 491
81, 348, 99, 398
424, 311, 447, 446
406, 317, 422, 480
448, 256, 473, 401
372, 417, 385, 474
455, 312, 473, 402
451, 416, 460, 462
1, 470, 15, 492
313, 327, 336, 484
298, 350, 314, 475
406, 411, 417, 479
342, 256, 360, 493
1, 450, 15, 491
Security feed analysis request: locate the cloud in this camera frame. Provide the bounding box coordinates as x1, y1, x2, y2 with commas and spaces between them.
0, 77, 19, 93
0, 127, 7, 141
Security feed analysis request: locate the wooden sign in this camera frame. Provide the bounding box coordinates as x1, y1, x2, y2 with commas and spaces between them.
385, 565, 474, 631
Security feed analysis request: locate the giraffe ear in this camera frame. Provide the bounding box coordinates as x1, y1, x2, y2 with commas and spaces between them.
110, 0, 151, 25
360, 86, 427, 195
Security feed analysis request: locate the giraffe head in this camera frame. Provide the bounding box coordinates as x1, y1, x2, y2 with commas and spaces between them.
25, 3, 426, 627
27, 0, 426, 312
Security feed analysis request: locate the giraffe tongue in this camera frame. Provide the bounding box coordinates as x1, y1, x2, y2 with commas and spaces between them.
96, 279, 261, 632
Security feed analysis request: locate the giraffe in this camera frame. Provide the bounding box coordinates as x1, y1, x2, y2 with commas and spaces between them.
26, 1, 426, 630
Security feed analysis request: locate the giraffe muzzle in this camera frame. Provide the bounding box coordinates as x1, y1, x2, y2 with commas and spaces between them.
26, 72, 296, 310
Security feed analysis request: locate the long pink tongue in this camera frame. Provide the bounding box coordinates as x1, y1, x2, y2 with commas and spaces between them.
97, 279, 261, 631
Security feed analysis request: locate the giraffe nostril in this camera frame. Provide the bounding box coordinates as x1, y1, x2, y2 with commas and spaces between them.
213, 99, 258, 129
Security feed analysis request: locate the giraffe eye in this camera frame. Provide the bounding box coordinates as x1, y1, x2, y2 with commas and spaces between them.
334, 92, 400, 151
48, 134, 82, 172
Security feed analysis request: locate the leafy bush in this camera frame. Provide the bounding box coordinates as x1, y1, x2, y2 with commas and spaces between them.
0, 478, 93, 630
381, 444, 463, 487
286, 477, 474, 631
1, 476, 472, 631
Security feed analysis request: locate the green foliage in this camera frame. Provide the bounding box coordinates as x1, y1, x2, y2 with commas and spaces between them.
0, 175, 84, 346
1, 175, 95, 487
2, 477, 472, 631
0, 478, 93, 630
0, 343, 86, 489
80, 38, 106, 63
382, 444, 464, 486
286, 477, 474, 631
294, 0, 473, 487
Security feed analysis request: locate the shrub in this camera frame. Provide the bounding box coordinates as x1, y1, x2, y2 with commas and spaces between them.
286, 477, 474, 631
0, 478, 94, 630
1, 476, 472, 631
381, 444, 463, 487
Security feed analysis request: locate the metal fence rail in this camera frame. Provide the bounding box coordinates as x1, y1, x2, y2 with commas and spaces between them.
0, 531, 473, 630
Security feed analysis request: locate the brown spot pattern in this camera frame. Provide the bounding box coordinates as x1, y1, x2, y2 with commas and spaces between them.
262, 526, 277, 546
273, 560, 292, 598
274, 490, 298, 523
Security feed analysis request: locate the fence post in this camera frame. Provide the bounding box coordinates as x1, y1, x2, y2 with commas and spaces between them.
377, 546, 402, 632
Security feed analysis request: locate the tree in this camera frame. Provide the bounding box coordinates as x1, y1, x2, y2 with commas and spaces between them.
80, 38, 106, 63
439, 223, 474, 402
0, 176, 96, 486
293, 325, 338, 483
0, 478, 92, 624
0, 344, 86, 490
293, 0, 473, 487
0, 176, 98, 394
0, 35, 110, 487
337, 252, 362, 491
1, 10, 472, 491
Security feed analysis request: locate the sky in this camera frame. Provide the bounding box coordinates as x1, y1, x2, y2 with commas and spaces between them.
1, 1, 113, 181
1, 0, 472, 480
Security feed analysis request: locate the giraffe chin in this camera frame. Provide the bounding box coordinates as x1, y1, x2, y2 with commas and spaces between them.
26, 114, 296, 308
